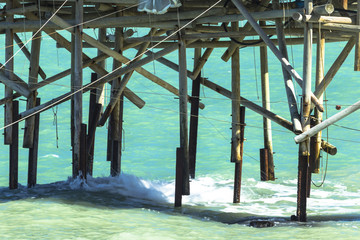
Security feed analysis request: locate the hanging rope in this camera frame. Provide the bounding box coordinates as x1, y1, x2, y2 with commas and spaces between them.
52, 106, 59, 148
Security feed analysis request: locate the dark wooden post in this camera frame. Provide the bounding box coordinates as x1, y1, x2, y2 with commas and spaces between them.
189, 48, 201, 179
296, 0, 313, 222
175, 147, 184, 207
233, 106, 245, 203
260, 148, 269, 181
80, 123, 87, 179
4, 0, 14, 145
179, 40, 190, 195
71, 0, 84, 178
28, 98, 40, 188
9, 101, 19, 190
260, 21, 275, 181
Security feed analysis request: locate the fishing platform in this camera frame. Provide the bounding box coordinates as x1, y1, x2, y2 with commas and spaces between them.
0, 0, 358, 222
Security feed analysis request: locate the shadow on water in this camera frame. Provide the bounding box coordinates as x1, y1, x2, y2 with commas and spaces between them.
0, 176, 359, 228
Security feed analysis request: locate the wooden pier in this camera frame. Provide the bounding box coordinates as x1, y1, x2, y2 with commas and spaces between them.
0, 0, 357, 222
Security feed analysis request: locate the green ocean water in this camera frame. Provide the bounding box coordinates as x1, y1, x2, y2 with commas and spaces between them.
0, 27, 360, 239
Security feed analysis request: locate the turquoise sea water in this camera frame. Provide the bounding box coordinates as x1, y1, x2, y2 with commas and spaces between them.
1, 28, 360, 239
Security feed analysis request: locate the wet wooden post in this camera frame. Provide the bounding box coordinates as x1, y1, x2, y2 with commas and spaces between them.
108, 22, 123, 177
179, 38, 190, 195
87, 73, 99, 176
9, 101, 19, 190
189, 48, 201, 179
297, 0, 313, 222
28, 98, 40, 188
259, 21, 274, 181
231, 20, 242, 203
234, 106, 245, 203
310, 31, 325, 174
23, 31, 42, 148
80, 123, 87, 179
4, 0, 14, 145
71, 0, 84, 178
175, 147, 184, 207
260, 148, 269, 181
273, 0, 302, 133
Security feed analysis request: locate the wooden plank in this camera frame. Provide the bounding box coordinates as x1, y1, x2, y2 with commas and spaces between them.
28, 98, 40, 187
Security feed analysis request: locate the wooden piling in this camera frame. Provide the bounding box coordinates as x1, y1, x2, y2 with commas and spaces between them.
80, 123, 87, 179
355, 0, 360, 71
71, 0, 84, 178
23, 31, 42, 148
9, 101, 19, 190
260, 21, 275, 181
189, 48, 201, 179
179, 40, 190, 195
296, 0, 313, 222
175, 147, 184, 207
4, 0, 14, 145
260, 148, 269, 181
231, 21, 241, 164
28, 98, 40, 188
233, 106, 245, 203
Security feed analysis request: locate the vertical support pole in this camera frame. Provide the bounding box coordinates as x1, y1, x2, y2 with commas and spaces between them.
354, 0, 360, 71
233, 106, 245, 203
96, 27, 107, 108
80, 123, 87, 179
71, 0, 83, 178
9, 101, 19, 190
259, 21, 275, 181
189, 48, 201, 179
260, 148, 269, 181
175, 147, 184, 207
179, 39, 190, 195
273, 0, 302, 133
231, 21, 241, 164
310, 30, 325, 174
108, 17, 123, 177
87, 73, 99, 176
23, 31, 42, 148
4, 0, 14, 145
297, 0, 313, 222
28, 98, 40, 188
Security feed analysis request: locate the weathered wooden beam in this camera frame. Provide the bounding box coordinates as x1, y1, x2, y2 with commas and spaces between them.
71, 0, 83, 178
0, 53, 109, 106
23, 31, 41, 148
9, 100, 19, 189
313, 37, 356, 100
43, 29, 145, 109
0, 69, 31, 98
13, 33, 47, 80
260, 21, 274, 181
230, 0, 324, 113
354, 0, 360, 71
179, 40, 190, 196
233, 106, 245, 203
143, 49, 295, 132
231, 21, 241, 164
274, 0, 302, 133
28, 98, 40, 188
295, 99, 360, 143
292, 13, 353, 24
191, 38, 219, 79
